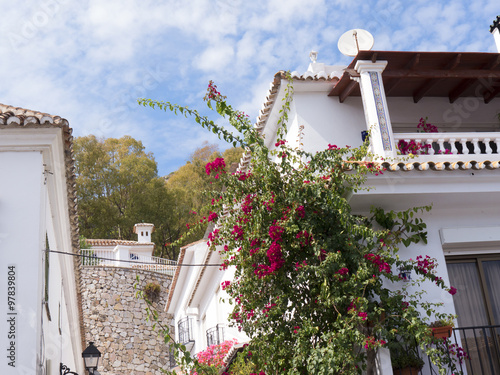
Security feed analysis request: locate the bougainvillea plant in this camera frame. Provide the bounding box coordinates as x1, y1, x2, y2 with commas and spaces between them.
192, 339, 238, 374
139, 78, 465, 374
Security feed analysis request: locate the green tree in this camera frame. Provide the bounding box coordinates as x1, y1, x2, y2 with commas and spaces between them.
139, 80, 465, 375
163, 143, 243, 258
75, 135, 243, 260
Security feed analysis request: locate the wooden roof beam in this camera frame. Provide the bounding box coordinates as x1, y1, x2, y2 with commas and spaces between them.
484, 55, 500, 69
413, 54, 460, 102
413, 78, 442, 103
339, 80, 358, 103
449, 79, 476, 103
405, 53, 420, 69
384, 77, 402, 95
449, 56, 500, 102
484, 86, 500, 104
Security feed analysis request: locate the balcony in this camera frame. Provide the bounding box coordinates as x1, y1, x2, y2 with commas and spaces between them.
206, 324, 225, 347
393, 324, 500, 375
392, 132, 500, 164
178, 317, 194, 346
80, 249, 176, 276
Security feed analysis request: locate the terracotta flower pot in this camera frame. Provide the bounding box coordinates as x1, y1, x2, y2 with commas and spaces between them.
431, 325, 452, 339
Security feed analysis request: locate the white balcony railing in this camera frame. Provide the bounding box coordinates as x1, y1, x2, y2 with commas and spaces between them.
393, 132, 500, 161
81, 249, 177, 276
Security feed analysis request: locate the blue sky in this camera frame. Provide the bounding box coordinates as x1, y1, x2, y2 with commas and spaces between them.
1, 0, 499, 176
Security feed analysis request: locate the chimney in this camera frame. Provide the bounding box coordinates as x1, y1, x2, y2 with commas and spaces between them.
133, 223, 154, 243
490, 16, 500, 53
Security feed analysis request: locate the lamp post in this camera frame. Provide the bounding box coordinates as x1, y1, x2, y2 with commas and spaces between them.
60, 342, 102, 375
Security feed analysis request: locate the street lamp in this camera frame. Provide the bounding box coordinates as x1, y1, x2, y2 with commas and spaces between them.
60, 342, 101, 375
82, 342, 101, 374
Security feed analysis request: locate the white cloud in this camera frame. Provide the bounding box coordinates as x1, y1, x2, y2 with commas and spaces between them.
0, 0, 496, 175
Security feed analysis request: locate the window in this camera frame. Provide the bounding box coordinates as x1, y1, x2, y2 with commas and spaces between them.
178, 317, 194, 345
447, 255, 500, 326
206, 324, 225, 347
447, 255, 500, 374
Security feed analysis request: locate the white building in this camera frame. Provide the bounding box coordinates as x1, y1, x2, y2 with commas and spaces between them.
0, 104, 85, 374
167, 21, 500, 374
83, 223, 177, 276
166, 240, 249, 369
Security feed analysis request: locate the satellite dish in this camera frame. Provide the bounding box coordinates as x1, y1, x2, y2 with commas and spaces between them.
338, 29, 374, 57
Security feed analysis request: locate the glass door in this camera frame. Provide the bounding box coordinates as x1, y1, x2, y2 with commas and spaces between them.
447, 257, 500, 375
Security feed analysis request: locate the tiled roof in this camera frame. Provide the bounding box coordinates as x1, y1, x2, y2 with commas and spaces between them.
86, 239, 154, 246
0, 103, 69, 126
0, 103, 85, 350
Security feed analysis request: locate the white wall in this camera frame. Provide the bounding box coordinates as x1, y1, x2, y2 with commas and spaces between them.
0, 128, 84, 375
0, 152, 44, 373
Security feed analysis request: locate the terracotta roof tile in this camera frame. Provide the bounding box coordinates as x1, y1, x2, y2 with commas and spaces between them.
86, 239, 154, 246
0, 103, 69, 126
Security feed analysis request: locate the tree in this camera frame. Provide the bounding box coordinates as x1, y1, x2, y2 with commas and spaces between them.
75, 135, 159, 239
139, 81, 465, 374
75, 135, 243, 260
162, 143, 243, 259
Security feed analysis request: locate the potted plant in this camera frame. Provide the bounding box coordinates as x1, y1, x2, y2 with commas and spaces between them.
143, 282, 161, 301
391, 344, 424, 375
429, 317, 454, 339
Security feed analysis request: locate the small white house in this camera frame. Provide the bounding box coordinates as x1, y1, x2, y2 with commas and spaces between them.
0, 104, 85, 374
167, 20, 500, 375
83, 223, 177, 276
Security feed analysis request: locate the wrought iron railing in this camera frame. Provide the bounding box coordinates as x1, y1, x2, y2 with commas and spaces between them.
392, 324, 500, 375
435, 324, 500, 375
80, 249, 176, 276
206, 324, 225, 347
178, 317, 194, 345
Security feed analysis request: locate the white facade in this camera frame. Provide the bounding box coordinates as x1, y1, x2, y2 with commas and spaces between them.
0, 106, 85, 374
167, 44, 500, 373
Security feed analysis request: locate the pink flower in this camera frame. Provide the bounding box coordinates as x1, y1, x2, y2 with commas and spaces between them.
232, 225, 244, 240
205, 157, 226, 176
207, 211, 218, 222
449, 286, 457, 295
268, 225, 284, 241
275, 140, 286, 147
358, 312, 368, 321
295, 205, 305, 218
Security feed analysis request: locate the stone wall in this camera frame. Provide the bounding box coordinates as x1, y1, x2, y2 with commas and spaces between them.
81, 266, 173, 375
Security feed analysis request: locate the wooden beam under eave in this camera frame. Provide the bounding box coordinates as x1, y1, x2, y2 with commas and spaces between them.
328, 72, 350, 96
339, 80, 358, 103
485, 55, 500, 70
384, 77, 402, 95
413, 78, 443, 103
405, 53, 420, 70
484, 86, 500, 104
445, 53, 461, 70
449, 79, 476, 103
